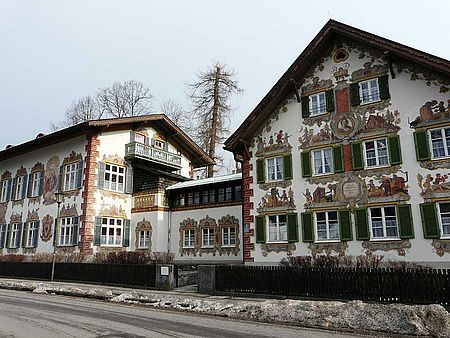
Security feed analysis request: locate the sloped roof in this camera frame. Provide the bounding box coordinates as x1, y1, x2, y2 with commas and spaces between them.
166, 172, 242, 190
224, 20, 450, 156
0, 114, 214, 168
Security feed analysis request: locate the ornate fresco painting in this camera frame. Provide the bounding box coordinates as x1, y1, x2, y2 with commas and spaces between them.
396, 60, 450, 94
410, 99, 450, 129
40, 215, 54, 242
0, 203, 7, 225
417, 172, 450, 199
432, 239, 450, 257
308, 242, 348, 256
261, 242, 296, 257
60, 204, 78, 217
257, 187, 296, 214
135, 218, 152, 252
99, 204, 127, 218
362, 240, 411, 257
179, 217, 199, 257
366, 172, 409, 203
43, 156, 60, 205
198, 215, 218, 256
217, 214, 240, 256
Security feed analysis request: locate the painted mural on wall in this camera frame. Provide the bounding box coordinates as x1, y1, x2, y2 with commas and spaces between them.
257, 187, 295, 213
26, 209, 39, 222
410, 99, 450, 129
366, 172, 409, 202
432, 239, 450, 257
0, 202, 7, 224
60, 204, 78, 217
362, 239, 411, 257
43, 156, 60, 205
40, 215, 54, 242
99, 204, 127, 218
255, 129, 292, 157
396, 61, 450, 94
418, 172, 450, 199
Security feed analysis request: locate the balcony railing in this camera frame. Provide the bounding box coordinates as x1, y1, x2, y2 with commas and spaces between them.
133, 193, 156, 209
125, 142, 182, 168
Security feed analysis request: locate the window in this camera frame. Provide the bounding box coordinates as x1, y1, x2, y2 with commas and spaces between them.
364, 138, 389, 168
30, 172, 41, 197
14, 176, 24, 200
104, 164, 125, 192
313, 148, 333, 175
218, 188, 225, 202
222, 227, 236, 246
9, 223, 20, 248
101, 217, 123, 246
187, 192, 194, 205
59, 217, 75, 246
64, 163, 78, 191
225, 187, 232, 201
268, 214, 287, 242
267, 157, 283, 182
0, 179, 9, 202
234, 185, 241, 200
430, 128, 450, 159
184, 229, 195, 247
369, 206, 399, 239
309, 92, 327, 115
315, 211, 339, 241
173, 193, 185, 207
153, 139, 164, 149
26, 221, 39, 247
359, 78, 380, 104
438, 202, 450, 238
134, 133, 146, 144
138, 230, 150, 248
202, 228, 214, 247
194, 191, 200, 204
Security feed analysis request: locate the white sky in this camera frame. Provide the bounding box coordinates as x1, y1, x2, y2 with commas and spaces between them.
0, 0, 449, 149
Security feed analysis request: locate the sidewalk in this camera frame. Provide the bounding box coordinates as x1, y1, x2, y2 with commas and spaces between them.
0, 278, 449, 337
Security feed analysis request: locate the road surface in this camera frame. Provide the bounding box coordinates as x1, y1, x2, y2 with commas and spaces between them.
0, 289, 363, 337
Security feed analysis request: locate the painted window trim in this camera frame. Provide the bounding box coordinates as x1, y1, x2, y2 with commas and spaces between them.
266, 214, 288, 244
312, 147, 334, 176
266, 156, 284, 182
314, 210, 340, 243
368, 205, 400, 241
363, 138, 390, 169
437, 202, 450, 239
359, 78, 381, 105
309, 91, 327, 116
428, 127, 450, 160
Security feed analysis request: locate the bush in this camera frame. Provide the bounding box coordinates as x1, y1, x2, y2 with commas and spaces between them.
0, 254, 25, 262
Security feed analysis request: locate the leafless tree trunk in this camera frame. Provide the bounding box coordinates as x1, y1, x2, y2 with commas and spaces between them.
188, 62, 242, 177
97, 80, 153, 118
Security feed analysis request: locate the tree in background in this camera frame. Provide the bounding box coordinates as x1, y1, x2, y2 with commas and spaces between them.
188, 62, 242, 177
159, 99, 192, 135
50, 96, 101, 131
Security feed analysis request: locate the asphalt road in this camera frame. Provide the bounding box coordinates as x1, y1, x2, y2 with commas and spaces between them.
0, 289, 363, 338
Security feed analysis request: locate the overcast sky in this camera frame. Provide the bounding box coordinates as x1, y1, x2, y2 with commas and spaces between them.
0, 0, 449, 149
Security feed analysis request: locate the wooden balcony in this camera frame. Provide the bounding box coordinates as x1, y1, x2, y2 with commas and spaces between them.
125, 142, 182, 169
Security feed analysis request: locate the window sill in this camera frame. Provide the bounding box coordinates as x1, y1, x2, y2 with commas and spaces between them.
364, 164, 391, 170
137, 247, 149, 250
315, 239, 341, 243
369, 237, 401, 242
266, 241, 288, 244
312, 172, 334, 178
99, 245, 123, 248
222, 244, 237, 248
57, 244, 76, 247
266, 179, 285, 183
100, 188, 126, 194
431, 156, 450, 161
183, 246, 195, 249
310, 111, 328, 117
62, 188, 81, 193
201, 245, 214, 249
360, 99, 381, 106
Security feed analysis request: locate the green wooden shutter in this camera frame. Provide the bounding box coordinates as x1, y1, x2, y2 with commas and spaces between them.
339, 210, 352, 241
351, 142, 364, 170
301, 96, 310, 118
349, 83, 361, 106
123, 219, 131, 247
94, 217, 102, 246
325, 89, 335, 112
301, 212, 314, 242
378, 75, 390, 100
76, 159, 84, 189
283, 154, 293, 180
355, 208, 370, 240
256, 159, 265, 184
124, 167, 133, 194
287, 213, 298, 242
388, 135, 402, 165
255, 215, 266, 243
420, 203, 440, 239
333, 145, 344, 173
72, 217, 79, 245
301, 151, 312, 177
397, 204, 414, 239
413, 131, 431, 161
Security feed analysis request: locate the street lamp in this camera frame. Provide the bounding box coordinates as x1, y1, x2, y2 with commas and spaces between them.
51, 192, 64, 282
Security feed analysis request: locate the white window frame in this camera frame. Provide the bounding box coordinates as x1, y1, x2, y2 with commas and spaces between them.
59, 217, 75, 246
26, 221, 39, 247
267, 214, 287, 243
222, 227, 236, 247
363, 138, 389, 169
30, 171, 41, 197
429, 127, 450, 160
183, 229, 195, 248
312, 148, 333, 176
63, 162, 78, 191
315, 210, 340, 242
437, 202, 450, 239
153, 139, 165, 149
309, 91, 327, 116
138, 230, 150, 248
101, 217, 123, 246
266, 156, 283, 182
368, 206, 400, 240
0, 180, 8, 202
104, 163, 126, 192
14, 175, 24, 200
202, 228, 214, 248
359, 78, 380, 104
9, 223, 20, 248
134, 133, 146, 144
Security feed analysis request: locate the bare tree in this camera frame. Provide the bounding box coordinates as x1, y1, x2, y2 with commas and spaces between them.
159, 99, 192, 135
50, 96, 101, 131
188, 62, 242, 177
97, 79, 153, 118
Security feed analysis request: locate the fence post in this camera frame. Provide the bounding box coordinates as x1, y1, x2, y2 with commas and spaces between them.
197, 265, 216, 294
156, 264, 176, 291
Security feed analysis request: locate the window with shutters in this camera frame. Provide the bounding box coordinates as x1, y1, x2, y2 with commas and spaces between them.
437, 202, 450, 238
267, 214, 287, 242
369, 206, 399, 239
183, 229, 195, 247
0, 179, 9, 202
104, 164, 126, 192
364, 138, 389, 168
309, 92, 327, 115
202, 228, 214, 247
138, 230, 150, 248
101, 217, 123, 246
9, 223, 20, 248
312, 148, 333, 175
63, 163, 78, 191
26, 221, 38, 247
266, 156, 283, 182
13, 175, 25, 200
429, 128, 450, 159
222, 227, 236, 246
359, 78, 380, 104
315, 211, 340, 241
59, 217, 75, 246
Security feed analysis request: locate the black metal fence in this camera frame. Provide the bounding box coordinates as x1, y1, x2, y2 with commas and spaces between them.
0, 262, 156, 288
215, 265, 450, 306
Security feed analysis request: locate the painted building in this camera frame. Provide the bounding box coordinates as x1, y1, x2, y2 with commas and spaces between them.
0, 115, 242, 264
225, 20, 450, 266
